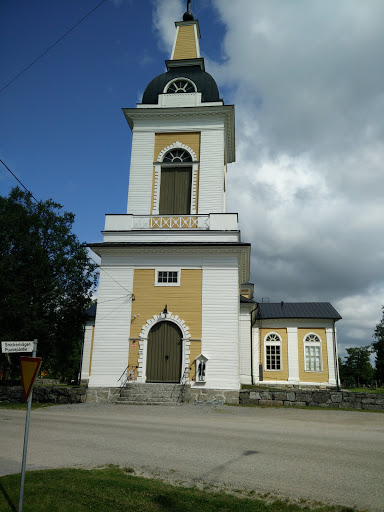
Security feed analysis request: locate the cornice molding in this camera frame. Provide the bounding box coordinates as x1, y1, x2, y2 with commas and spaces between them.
122, 105, 235, 163
88, 242, 250, 283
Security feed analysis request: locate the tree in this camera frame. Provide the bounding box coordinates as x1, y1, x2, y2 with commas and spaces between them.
341, 346, 374, 388
0, 188, 98, 382
372, 307, 384, 384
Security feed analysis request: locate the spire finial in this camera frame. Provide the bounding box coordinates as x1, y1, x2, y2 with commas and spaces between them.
183, 0, 194, 21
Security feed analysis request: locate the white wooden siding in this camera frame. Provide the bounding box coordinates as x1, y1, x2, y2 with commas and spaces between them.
127, 131, 155, 215
201, 263, 239, 389
287, 327, 299, 383
326, 326, 338, 385
88, 266, 133, 387
239, 308, 252, 384
199, 129, 225, 213
81, 320, 94, 381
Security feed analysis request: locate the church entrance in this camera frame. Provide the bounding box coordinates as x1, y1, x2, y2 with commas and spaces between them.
146, 321, 182, 383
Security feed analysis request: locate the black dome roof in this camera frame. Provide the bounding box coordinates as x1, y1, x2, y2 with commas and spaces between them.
142, 65, 220, 104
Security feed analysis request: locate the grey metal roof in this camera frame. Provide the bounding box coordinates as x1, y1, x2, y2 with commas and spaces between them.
256, 302, 341, 320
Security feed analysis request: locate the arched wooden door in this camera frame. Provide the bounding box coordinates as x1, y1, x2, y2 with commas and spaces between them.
146, 321, 182, 383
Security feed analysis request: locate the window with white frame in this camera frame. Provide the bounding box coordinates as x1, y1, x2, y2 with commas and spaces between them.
304, 333, 322, 372
155, 270, 180, 286
265, 333, 282, 371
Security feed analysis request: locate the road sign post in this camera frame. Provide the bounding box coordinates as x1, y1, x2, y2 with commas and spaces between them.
18, 340, 41, 512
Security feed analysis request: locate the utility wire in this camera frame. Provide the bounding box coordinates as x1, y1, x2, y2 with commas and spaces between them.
88, 254, 133, 297
0, 158, 38, 202
0, 0, 108, 95
1, 158, 134, 299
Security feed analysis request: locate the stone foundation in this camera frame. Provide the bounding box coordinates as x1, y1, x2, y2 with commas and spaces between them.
240, 388, 384, 410
185, 387, 239, 405
86, 387, 121, 404
86, 385, 239, 405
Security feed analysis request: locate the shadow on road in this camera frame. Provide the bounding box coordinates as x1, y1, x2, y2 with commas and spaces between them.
196, 450, 259, 483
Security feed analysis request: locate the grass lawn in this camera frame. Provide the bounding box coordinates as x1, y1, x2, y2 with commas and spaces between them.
0, 402, 55, 410
0, 466, 363, 512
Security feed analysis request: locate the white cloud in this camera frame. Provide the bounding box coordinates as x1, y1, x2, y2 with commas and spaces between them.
153, 0, 384, 357
152, 0, 184, 54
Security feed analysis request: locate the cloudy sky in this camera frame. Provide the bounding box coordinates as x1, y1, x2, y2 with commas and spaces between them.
1, 0, 383, 359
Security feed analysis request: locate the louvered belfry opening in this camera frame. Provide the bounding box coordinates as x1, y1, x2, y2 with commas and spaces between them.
146, 321, 182, 383
159, 167, 192, 215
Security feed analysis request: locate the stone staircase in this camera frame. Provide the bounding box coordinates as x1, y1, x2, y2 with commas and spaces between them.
116, 383, 187, 405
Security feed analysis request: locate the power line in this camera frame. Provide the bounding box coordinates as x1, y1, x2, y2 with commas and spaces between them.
88, 255, 133, 297
0, 0, 108, 95
0, 158, 38, 202
1, 158, 134, 299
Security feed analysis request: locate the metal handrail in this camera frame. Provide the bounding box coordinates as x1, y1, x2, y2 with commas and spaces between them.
108, 365, 138, 403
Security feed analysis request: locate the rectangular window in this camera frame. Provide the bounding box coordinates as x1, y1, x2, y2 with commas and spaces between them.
305, 346, 321, 372
155, 269, 180, 286
266, 345, 281, 370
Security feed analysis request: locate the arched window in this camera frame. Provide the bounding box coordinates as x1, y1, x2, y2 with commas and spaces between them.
162, 149, 192, 163
304, 333, 322, 372
165, 78, 196, 94
159, 148, 193, 215
264, 333, 282, 371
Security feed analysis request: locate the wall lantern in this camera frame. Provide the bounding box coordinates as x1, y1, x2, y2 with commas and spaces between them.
195, 354, 208, 383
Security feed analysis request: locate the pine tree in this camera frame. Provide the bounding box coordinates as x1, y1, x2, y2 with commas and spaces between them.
342, 346, 374, 387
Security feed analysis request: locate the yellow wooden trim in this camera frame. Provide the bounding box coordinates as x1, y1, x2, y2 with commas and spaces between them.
173, 25, 197, 60
88, 325, 95, 377
130, 269, 202, 340
298, 328, 329, 382
150, 216, 198, 229
259, 328, 289, 381
154, 132, 200, 161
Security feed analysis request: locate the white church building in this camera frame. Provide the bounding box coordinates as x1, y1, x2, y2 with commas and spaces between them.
82, 5, 341, 402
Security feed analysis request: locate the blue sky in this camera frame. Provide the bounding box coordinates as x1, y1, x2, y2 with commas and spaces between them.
1, 0, 384, 358
0, 0, 225, 243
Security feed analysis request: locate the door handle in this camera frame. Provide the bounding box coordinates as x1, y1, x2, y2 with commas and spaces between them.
165, 355, 169, 360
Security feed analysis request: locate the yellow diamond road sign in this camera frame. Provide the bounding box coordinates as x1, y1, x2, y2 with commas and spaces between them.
20, 357, 42, 401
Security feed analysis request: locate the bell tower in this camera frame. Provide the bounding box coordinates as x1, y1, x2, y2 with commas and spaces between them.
87, 3, 250, 393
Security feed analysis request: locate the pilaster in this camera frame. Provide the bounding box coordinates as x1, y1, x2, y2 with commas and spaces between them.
287, 327, 299, 383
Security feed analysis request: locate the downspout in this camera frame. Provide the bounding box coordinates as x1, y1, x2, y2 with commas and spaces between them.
250, 303, 258, 385
333, 319, 340, 391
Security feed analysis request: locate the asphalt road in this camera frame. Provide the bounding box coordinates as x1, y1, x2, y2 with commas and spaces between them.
1, 403, 383, 511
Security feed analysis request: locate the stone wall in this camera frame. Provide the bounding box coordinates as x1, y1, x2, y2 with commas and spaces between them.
0, 386, 86, 404
240, 388, 384, 410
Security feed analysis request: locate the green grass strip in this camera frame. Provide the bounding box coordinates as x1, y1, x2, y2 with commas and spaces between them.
0, 466, 364, 512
